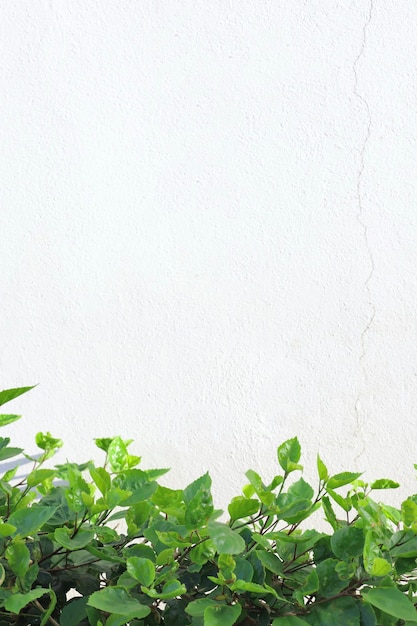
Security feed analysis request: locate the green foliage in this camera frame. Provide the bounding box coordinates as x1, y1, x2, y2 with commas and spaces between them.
0, 386, 417, 625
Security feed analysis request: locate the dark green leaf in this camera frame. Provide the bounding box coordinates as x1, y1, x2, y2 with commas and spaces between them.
306, 596, 360, 625
272, 618, 310, 626
61, 597, 89, 626
316, 558, 350, 597
256, 550, 284, 575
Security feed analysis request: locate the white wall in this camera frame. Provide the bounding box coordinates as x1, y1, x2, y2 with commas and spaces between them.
2, 1, 417, 510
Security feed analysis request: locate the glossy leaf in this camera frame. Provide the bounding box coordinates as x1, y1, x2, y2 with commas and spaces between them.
54, 526, 95, 550
327, 472, 362, 489
127, 556, 155, 586
0, 386, 35, 407
228, 495, 259, 520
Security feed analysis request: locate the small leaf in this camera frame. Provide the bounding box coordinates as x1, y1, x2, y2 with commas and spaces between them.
108, 436, 128, 471
363, 587, 417, 621
370, 479, 400, 490
4, 588, 48, 614
277, 437, 302, 473
317, 454, 329, 482
35, 431, 63, 451
95, 437, 114, 452
89, 465, 111, 496
327, 472, 362, 489
27, 469, 56, 488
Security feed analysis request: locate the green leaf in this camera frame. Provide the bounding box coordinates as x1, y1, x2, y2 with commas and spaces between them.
27, 469, 56, 488
370, 479, 400, 490
256, 550, 284, 575
327, 472, 362, 489
35, 431, 63, 451
402, 499, 417, 527
0, 385, 35, 407
0, 563, 4, 586
185, 598, 218, 617
184, 473, 213, 529
327, 488, 351, 512
54, 526, 95, 550
358, 603, 377, 626
4, 588, 49, 614
317, 454, 329, 482
0, 415, 21, 427
89, 465, 111, 495
61, 597, 89, 626
8, 505, 57, 537
88, 587, 151, 619
5, 540, 30, 578
228, 496, 259, 520
0, 522, 16, 536
208, 521, 245, 554
126, 557, 155, 586
330, 526, 364, 560
0, 446, 23, 460
142, 580, 187, 600
108, 436, 128, 471
363, 587, 417, 622
95, 437, 114, 452
316, 558, 349, 597
204, 604, 242, 626
277, 437, 302, 473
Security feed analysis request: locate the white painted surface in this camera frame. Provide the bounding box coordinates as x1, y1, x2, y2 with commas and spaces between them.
1, 1, 417, 509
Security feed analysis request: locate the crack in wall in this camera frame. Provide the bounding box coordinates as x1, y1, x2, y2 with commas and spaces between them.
353, 0, 375, 465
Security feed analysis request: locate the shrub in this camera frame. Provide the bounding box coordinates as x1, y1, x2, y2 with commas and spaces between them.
0, 385, 416, 625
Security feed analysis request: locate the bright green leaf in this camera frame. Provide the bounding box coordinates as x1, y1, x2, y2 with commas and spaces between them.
88, 587, 151, 618
4, 588, 49, 614
228, 496, 259, 520
127, 557, 155, 587
370, 479, 400, 490
277, 437, 302, 473
6, 541, 30, 578
317, 454, 329, 482
0, 415, 21, 427
327, 472, 362, 489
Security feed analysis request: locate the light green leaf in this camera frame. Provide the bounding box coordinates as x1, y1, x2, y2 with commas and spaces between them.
327, 472, 362, 489
127, 557, 155, 587
4, 588, 49, 614
0, 522, 16, 537
54, 527, 95, 550
228, 496, 259, 520
0, 415, 21, 427
370, 479, 400, 490
256, 550, 283, 575
363, 587, 417, 622
0, 386, 36, 407
27, 469, 56, 488
317, 454, 329, 482
108, 436, 128, 472
204, 603, 242, 626
185, 598, 218, 617
208, 521, 245, 555
88, 587, 151, 618
0, 446, 23, 460
89, 465, 111, 496
35, 431, 63, 451
142, 580, 186, 600
277, 437, 302, 473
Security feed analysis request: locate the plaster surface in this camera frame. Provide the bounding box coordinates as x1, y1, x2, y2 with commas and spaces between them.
1, 1, 417, 509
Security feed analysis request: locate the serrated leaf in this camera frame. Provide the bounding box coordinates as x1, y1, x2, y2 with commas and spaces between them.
0, 386, 35, 407
327, 472, 362, 489
277, 437, 302, 473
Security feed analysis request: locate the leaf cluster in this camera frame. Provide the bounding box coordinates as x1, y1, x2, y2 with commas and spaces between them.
0, 387, 417, 625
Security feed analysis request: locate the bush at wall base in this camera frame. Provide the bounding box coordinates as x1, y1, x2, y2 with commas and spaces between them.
1, 387, 417, 625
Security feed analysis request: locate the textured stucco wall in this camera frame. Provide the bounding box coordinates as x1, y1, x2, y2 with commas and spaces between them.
2, 1, 417, 509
